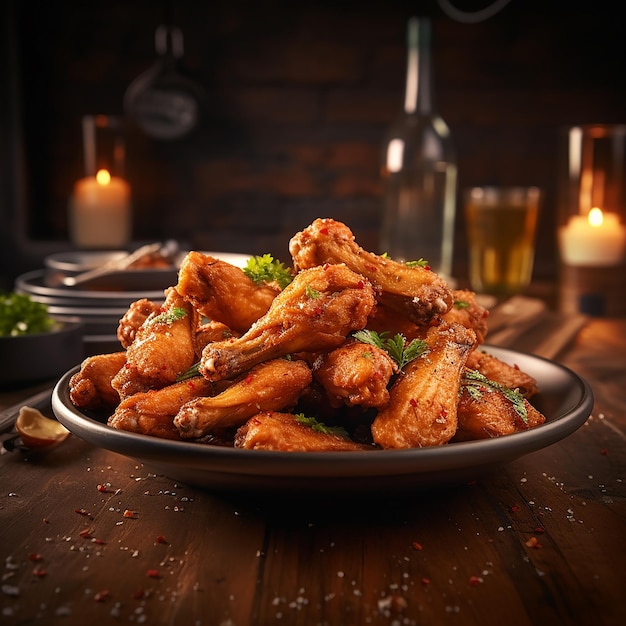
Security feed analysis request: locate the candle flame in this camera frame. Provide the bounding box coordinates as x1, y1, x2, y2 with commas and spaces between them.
588, 207, 604, 227
96, 169, 111, 185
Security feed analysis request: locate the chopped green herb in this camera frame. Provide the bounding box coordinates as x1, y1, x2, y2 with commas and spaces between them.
305, 285, 321, 299
405, 258, 430, 269
176, 362, 201, 382
454, 300, 470, 309
146, 306, 187, 327
243, 254, 294, 289
295, 414, 349, 438
0, 292, 55, 337
461, 369, 528, 423
353, 329, 428, 370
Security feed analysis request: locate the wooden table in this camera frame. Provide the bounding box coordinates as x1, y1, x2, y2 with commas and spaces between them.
1, 310, 625, 626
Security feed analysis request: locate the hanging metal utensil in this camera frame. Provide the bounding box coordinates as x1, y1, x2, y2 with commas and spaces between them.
124, 22, 205, 140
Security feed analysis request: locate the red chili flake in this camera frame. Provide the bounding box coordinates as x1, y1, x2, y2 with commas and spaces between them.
525, 536, 542, 549
43, 518, 50, 524
322, 263, 330, 270
79, 528, 93, 539
409, 398, 417, 407
94, 590, 110, 602
132, 589, 145, 600
365, 265, 378, 272
356, 280, 364, 288
421, 577, 431, 585
146, 569, 160, 579
320, 227, 329, 235
155, 535, 168, 545
600, 448, 608, 456
440, 408, 448, 418
123, 509, 136, 519
28, 553, 43, 562
97, 484, 111, 493
534, 527, 545, 534
468, 575, 482, 586
245, 375, 253, 384
411, 541, 423, 551
75, 508, 90, 516
32, 567, 47, 578
509, 505, 519, 513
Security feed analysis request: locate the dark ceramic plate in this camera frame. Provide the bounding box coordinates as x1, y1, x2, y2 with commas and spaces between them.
51, 346, 594, 493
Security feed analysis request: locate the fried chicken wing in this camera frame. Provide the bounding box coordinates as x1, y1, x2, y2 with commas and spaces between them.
111, 287, 199, 398
466, 349, 538, 397
371, 323, 476, 448
174, 359, 313, 439
68, 351, 126, 410
108, 377, 213, 440
117, 298, 162, 349
234, 411, 373, 451
289, 218, 453, 324
312, 340, 397, 409
454, 386, 546, 441
199, 263, 376, 382
177, 251, 280, 333
442, 290, 490, 345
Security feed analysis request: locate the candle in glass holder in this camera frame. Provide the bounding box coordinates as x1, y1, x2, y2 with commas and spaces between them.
559, 207, 626, 266
70, 169, 131, 248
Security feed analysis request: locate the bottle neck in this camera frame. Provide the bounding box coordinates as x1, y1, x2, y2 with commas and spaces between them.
404, 17, 432, 116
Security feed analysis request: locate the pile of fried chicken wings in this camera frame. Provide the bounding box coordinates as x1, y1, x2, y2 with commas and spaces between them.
69, 218, 546, 451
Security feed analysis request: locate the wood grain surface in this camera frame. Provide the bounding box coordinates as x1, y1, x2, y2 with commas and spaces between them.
1, 313, 624, 626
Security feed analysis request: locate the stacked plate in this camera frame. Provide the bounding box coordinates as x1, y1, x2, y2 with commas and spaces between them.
15, 250, 250, 356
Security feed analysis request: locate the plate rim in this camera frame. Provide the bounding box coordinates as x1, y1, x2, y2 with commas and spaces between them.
51, 345, 594, 482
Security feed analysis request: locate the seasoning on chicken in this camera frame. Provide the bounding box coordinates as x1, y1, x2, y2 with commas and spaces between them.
174, 358, 313, 439
372, 323, 477, 448
312, 340, 397, 409
454, 376, 546, 441
111, 287, 199, 399
69, 351, 126, 410
117, 298, 162, 349
466, 348, 538, 397
442, 290, 490, 345
108, 377, 213, 440
289, 217, 453, 325
199, 263, 376, 382
234, 411, 373, 451
177, 251, 280, 333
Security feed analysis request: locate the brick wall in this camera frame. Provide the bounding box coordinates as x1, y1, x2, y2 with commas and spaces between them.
3, 0, 626, 288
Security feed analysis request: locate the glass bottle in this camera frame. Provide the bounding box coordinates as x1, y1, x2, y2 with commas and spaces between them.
380, 17, 457, 281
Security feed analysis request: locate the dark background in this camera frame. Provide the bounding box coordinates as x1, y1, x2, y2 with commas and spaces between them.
1, 0, 625, 293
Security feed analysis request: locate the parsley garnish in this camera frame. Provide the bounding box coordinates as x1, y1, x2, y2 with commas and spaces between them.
243, 254, 294, 289
352, 329, 428, 370
461, 369, 528, 423
454, 300, 470, 309
0, 292, 55, 336
295, 414, 349, 438
405, 258, 430, 269
305, 285, 321, 299
146, 306, 187, 327
176, 362, 201, 382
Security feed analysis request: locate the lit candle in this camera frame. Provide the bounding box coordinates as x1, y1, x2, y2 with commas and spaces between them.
70, 169, 131, 248
559, 207, 626, 266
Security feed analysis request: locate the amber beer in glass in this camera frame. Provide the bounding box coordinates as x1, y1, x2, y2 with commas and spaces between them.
464, 186, 541, 298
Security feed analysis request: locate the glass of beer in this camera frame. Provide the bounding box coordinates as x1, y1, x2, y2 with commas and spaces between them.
464, 186, 541, 299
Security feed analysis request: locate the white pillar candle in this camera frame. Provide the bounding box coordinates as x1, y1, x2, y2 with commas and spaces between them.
559, 207, 626, 266
70, 169, 131, 248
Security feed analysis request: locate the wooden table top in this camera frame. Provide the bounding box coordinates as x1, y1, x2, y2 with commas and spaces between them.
1, 304, 624, 626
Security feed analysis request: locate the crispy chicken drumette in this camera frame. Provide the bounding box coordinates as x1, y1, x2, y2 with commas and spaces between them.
177, 251, 280, 333
111, 287, 199, 399
199, 263, 376, 382
371, 322, 477, 448
289, 218, 453, 325
174, 358, 313, 439
69, 351, 126, 411
235, 411, 373, 452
